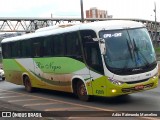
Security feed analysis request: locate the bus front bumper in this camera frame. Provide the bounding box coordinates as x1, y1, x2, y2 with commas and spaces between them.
106, 76, 159, 97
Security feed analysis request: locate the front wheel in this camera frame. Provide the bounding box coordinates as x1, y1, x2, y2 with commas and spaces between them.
23, 76, 34, 92
76, 80, 90, 101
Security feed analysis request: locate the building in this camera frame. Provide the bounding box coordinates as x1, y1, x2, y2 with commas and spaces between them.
86, 7, 110, 19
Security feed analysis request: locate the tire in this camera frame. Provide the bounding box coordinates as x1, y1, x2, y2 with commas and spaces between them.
24, 76, 34, 92
76, 80, 90, 101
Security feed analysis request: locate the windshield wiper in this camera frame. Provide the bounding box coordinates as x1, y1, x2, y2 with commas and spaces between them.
121, 39, 133, 72
132, 38, 150, 67
126, 39, 133, 61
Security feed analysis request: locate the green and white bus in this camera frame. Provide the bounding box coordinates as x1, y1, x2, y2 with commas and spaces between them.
1, 20, 159, 101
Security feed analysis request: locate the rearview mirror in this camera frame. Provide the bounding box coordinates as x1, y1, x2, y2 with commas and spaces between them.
93, 38, 106, 55
100, 41, 106, 55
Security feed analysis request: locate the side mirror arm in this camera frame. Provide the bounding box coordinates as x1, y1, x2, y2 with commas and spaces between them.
93, 38, 106, 55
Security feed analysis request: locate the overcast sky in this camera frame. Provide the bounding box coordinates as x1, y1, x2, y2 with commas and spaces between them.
0, 0, 160, 21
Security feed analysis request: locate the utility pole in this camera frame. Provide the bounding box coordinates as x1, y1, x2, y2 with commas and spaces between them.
51, 13, 53, 26
80, 0, 84, 23
154, 2, 158, 46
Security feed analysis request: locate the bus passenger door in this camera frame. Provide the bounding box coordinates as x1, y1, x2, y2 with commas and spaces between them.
84, 42, 106, 97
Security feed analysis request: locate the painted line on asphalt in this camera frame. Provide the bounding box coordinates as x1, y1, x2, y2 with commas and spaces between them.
0, 95, 25, 98
23, 102, 58, 107
0, 92, 15, 95
45, 107, 85, 111
8, 98, 40, 102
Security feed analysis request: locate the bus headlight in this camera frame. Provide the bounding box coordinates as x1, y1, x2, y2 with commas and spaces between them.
111, 89, 117, 93
153, 72, 158, 79
150, 72, 159, 80
152, 76, 157, 79
108, 77, 123, 85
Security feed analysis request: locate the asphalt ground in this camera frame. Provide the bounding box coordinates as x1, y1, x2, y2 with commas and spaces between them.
0, 99, 69, 120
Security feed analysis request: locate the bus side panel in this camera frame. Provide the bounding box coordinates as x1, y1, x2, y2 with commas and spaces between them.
31, 57, 91, 93
3, 58, 47, 88
90, 74, 108, 97
3, 57, 92, 93
3, 59, 23, 85
16, 58, 48, 88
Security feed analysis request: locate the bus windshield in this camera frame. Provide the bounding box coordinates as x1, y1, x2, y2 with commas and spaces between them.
99, 28, 156, 75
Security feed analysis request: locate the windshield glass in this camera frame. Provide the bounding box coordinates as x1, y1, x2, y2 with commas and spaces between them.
99, 28, 156, 75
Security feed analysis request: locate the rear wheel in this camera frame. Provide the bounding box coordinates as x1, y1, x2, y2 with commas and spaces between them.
23, 76, 34, 92
76, 80, 90, 101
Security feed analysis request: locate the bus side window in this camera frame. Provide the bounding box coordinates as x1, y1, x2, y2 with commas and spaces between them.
11, 42, 21, 58
85, 42, 104, 74
91, 47, 99, 65
80, 30, 104, 75
43, 36, 53, 56
53, 34, 65, 56
21, 39, 32, 58
65, 32, 82, 60
2, 43, 11, 58
32, 37, 43, 57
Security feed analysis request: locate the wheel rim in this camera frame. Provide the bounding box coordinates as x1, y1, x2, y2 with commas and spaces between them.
26, 80, 30, 91
79, 84, 87, 96
24, 77, 31, 92
77, 81, 89, 101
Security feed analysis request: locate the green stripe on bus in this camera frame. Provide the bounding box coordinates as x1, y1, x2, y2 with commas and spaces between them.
31, 70, 71, 86
33, 57, 86, 73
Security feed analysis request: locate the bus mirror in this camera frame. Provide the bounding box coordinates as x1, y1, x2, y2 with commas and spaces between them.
93, 38, 106, 55
100, 41, 106, 55
97, 38, 105, 55
93, 38, 99, 41
93, 38, 105, 43
99, 38, 105, 43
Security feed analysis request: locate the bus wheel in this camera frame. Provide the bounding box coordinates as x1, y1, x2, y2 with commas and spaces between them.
24, 76, 33, 92
77, 80, 90, 101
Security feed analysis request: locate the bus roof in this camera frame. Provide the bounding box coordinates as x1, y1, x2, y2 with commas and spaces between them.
1, 20, 145, 43
35, 24, 76, 33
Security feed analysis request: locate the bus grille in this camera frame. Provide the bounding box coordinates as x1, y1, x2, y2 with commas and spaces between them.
122, 83, 154, 93
125, 78, 149, 84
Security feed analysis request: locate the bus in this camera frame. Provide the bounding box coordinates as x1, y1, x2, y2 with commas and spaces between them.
1, 20, 159, 101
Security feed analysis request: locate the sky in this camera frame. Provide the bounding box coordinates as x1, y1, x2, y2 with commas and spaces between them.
0, 0, 160, 21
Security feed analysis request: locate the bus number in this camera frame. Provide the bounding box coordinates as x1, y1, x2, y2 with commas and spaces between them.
96, 90, 104, 94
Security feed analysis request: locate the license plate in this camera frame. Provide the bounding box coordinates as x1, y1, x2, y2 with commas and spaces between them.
135, 85, 144, 90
